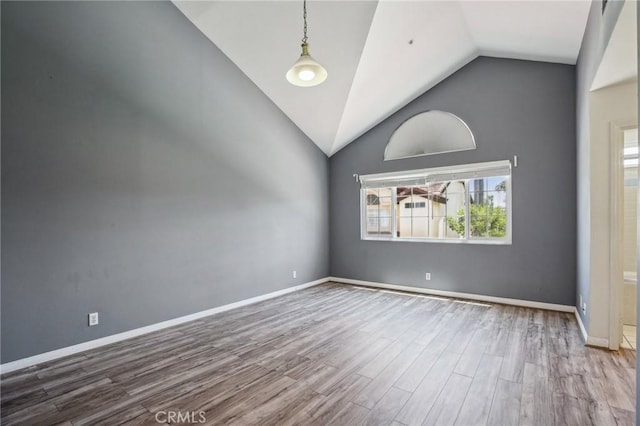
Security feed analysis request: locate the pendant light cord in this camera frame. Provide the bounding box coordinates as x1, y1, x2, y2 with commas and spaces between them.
302, 0, 308, 44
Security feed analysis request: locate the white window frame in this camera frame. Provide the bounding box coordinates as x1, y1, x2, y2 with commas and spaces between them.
359, 160, 512, 245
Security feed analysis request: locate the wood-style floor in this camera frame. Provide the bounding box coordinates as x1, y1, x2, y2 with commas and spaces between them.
1, 282, 636, 425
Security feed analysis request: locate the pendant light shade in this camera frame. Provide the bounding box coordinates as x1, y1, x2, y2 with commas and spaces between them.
287, 0, 327, 87
286, 43, 328, 87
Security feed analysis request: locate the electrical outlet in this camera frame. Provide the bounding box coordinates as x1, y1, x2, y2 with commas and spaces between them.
425, 273, 431, 280
88, 312, 99, 326
293, 270, 297, 279
582, 302, 587, 315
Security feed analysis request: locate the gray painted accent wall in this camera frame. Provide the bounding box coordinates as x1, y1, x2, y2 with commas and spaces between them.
575, 0, 625, 331
330, 57, 576, 306
1, 1, 329, 363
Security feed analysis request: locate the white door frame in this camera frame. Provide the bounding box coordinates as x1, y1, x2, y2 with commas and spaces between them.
609, 120, 637, 350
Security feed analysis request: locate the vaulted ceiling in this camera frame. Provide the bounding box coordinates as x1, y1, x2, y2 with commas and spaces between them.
173, 1, 591, 156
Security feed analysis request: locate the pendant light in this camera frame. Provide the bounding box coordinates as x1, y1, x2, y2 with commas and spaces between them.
286, 0, 327, 87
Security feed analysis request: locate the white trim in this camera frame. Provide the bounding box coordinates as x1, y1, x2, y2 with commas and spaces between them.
329, 277, 574, 312
574, 299, 615, 349
609, 120, 637, 351
332, 277, 612, 347
574, 307, 589, 343
0, 277, 329, 374
587, 336, 610, 347
574, 307, 609, 348
360, 160, 513, 246
359, 160, 511, 186
362, 236, 512, 245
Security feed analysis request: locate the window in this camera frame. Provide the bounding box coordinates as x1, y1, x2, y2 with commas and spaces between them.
359, 160, 512, 244
404, 202, 426, 209
365, 188, 393, 235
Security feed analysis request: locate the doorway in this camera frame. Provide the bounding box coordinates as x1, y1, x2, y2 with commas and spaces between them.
590, 0, 637, 351
619, 127, 638, 350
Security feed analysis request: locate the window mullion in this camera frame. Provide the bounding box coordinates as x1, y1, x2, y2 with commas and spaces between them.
360, 189, 364, 239
391, 187, 397, 239
464, 180, 470, 240
411, 187, 415, 238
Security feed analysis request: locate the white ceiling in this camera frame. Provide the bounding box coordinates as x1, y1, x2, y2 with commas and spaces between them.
174, 0, 591, 156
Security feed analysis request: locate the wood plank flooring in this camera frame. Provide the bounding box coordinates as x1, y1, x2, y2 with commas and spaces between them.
1, 282, 636, 425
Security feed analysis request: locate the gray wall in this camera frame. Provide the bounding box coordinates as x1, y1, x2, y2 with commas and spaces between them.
330, 57, 577, 306
575, 0, 625, 331
1, 1, 329, 363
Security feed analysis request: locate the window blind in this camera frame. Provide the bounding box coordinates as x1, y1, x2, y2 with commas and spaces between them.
359, 160, 511, 189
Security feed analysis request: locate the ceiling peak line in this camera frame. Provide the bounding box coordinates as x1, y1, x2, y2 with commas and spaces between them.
174, 0, 591, 156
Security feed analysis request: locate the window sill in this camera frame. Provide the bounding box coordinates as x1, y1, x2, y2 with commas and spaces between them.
361, 236, 512, 245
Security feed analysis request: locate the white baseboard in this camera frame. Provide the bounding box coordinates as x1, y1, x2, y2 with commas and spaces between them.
331, 277, 614, 348
573, 306, 609, 348
2, 276, 612, 374
330, 277, 575, 313
1, 277, 329, 375
586, 335, 610, 348
574, 308, 589, 342
576, 308, 609, 349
